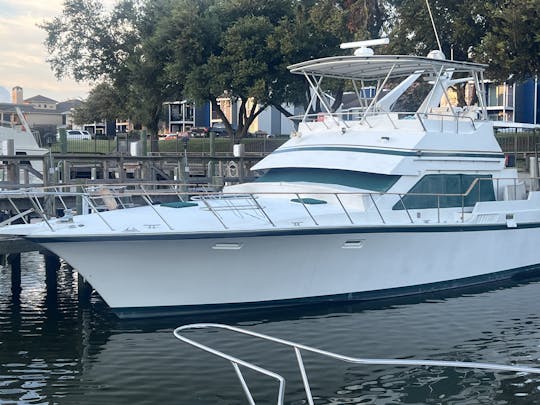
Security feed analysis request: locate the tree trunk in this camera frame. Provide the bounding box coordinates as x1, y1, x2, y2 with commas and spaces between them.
330, 84, 344, 112
454, 84, 467, 107
148, 104, 162, 153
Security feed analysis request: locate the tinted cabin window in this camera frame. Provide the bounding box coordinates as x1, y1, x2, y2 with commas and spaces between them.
256, 168, 400, 192
393, 174, 495, 210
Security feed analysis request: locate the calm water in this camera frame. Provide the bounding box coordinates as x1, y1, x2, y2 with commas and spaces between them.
2, 253, 540, 404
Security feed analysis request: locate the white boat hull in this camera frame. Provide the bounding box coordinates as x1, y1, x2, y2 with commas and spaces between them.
30, 223, 540, 318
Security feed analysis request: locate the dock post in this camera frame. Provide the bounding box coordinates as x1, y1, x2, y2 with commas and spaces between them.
119, 154, 126, 183
59, 128, 67, 154
103, 160, 109, 179
62, 160, 71, 183
44, 252, 60, 298
239, 156, 244, 182
77, 273, 93, 302
2, 140, 19, 185
8, 253, 21, 296
529, 156, 539, 191
209, 132, 215, 177
141, 130, 148, 156
22, 167, 30, 185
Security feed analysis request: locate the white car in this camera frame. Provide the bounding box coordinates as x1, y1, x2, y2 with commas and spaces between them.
57, 129, 92, 140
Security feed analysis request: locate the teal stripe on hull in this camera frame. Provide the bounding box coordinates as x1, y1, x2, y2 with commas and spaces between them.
273, 146, 504, 160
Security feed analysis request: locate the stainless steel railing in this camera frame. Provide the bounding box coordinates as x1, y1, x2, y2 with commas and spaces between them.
174, 323, 540, 405
290, 110, 479, 133
0, 176, 537, 232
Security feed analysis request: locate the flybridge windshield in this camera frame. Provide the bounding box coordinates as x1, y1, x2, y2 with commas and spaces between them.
255, 168, 400, 192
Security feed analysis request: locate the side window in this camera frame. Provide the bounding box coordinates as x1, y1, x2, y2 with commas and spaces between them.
393, 174, 495, 210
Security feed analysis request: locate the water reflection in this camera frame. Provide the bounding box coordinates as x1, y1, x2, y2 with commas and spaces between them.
1, 252, 540, 404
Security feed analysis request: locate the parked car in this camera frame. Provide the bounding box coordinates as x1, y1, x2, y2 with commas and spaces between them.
163, 132, 189, 140
209, 122, 236, 137
56, 129, 92, 140
189, 127, 208, 137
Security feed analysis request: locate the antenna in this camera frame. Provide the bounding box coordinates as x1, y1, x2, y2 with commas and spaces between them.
425, 0, 442, 52
340, 38, 389, 56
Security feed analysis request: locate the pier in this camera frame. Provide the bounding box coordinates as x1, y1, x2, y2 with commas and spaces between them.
1, 236, 93, 306
0, 152, 270, 186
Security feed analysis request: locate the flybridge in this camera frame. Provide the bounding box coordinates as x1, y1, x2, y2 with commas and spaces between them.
287, 39, 490, 127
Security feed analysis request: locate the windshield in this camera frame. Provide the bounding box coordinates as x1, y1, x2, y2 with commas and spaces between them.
255, 168, 399, 192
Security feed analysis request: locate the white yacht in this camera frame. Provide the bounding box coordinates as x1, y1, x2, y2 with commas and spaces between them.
2, 42, 540, 318
0, 106, 48, 179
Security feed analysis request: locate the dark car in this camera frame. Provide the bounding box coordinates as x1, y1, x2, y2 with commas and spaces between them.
209, 122, 236, 137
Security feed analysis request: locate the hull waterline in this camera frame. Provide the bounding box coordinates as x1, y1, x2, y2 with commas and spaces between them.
29, 223, 540, 318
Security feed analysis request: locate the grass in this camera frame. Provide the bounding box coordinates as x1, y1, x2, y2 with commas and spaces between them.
50, 136, 288, 155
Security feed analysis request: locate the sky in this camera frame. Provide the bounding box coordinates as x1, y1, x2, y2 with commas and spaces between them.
0, 0, 115, 103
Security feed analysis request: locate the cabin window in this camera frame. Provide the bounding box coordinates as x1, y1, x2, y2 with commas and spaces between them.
393, 174, 495, 210
255, 168, 400, 192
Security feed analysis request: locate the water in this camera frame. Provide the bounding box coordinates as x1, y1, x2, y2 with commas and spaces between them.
2, 252, 540, 404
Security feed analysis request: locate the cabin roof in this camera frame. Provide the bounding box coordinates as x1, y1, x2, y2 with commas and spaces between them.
288, 55, 487, 81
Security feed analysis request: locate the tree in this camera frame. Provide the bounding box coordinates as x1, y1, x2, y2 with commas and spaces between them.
159, 0, 296, 139
41, 0, 176, 151
473, 0, 540, 82
72, 82, 123, 125
387, 0, 540, 85
274, 1, 388, 115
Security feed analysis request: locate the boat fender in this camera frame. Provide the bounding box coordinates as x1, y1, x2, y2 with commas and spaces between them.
227, 161, 238, 178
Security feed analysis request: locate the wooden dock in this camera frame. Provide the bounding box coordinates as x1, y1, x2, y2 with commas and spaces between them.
0, 152, 267, 188
0, 236, 40, 255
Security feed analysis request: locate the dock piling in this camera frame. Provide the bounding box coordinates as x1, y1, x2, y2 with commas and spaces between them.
77, 273, 93, 302
44, 252, 60, 298
8, 253, 21, 296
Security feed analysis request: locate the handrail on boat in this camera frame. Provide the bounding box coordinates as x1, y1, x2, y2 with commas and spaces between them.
290, 110, 480, 133
0, 175, 534, 232
174, 323, 540, 405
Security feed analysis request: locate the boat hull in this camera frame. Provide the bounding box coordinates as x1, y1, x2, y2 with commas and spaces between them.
29, 223, 540, 318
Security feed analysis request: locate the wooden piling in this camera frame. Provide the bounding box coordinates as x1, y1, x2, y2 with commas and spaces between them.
44, 252, 60, 298
8, 253, 21, 296
77, 273, 93, 302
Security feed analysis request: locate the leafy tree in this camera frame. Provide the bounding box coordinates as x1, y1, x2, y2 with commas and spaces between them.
72, 82, 123, 125
271, 0, 388, 116
473, 0, 540, 82
160, 0, 296, 139
41, 0, 176, 151
387, 0, 540, 86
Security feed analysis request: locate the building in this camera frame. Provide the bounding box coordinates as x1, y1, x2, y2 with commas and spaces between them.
479, 78, 539, 124
24, 94, 58, 111
165, 97, 300, 137
165, 100, 210, 133
0, 87, 86, 143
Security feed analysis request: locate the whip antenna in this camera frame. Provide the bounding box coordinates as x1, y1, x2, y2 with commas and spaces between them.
425, 0, 442, 52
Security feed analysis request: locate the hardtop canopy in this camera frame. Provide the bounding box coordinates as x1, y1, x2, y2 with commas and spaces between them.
288, 55, 487, 81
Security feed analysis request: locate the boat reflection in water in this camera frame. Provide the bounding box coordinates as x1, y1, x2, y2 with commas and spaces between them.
2, 253, 540, 403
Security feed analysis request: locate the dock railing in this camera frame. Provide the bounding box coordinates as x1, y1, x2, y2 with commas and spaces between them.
174, 323, 540, 405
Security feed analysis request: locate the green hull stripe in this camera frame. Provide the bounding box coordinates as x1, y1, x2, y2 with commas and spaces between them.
273, 146, 504, 160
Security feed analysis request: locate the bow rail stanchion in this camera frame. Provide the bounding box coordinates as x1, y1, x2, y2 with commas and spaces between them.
174, 323, 540, 405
